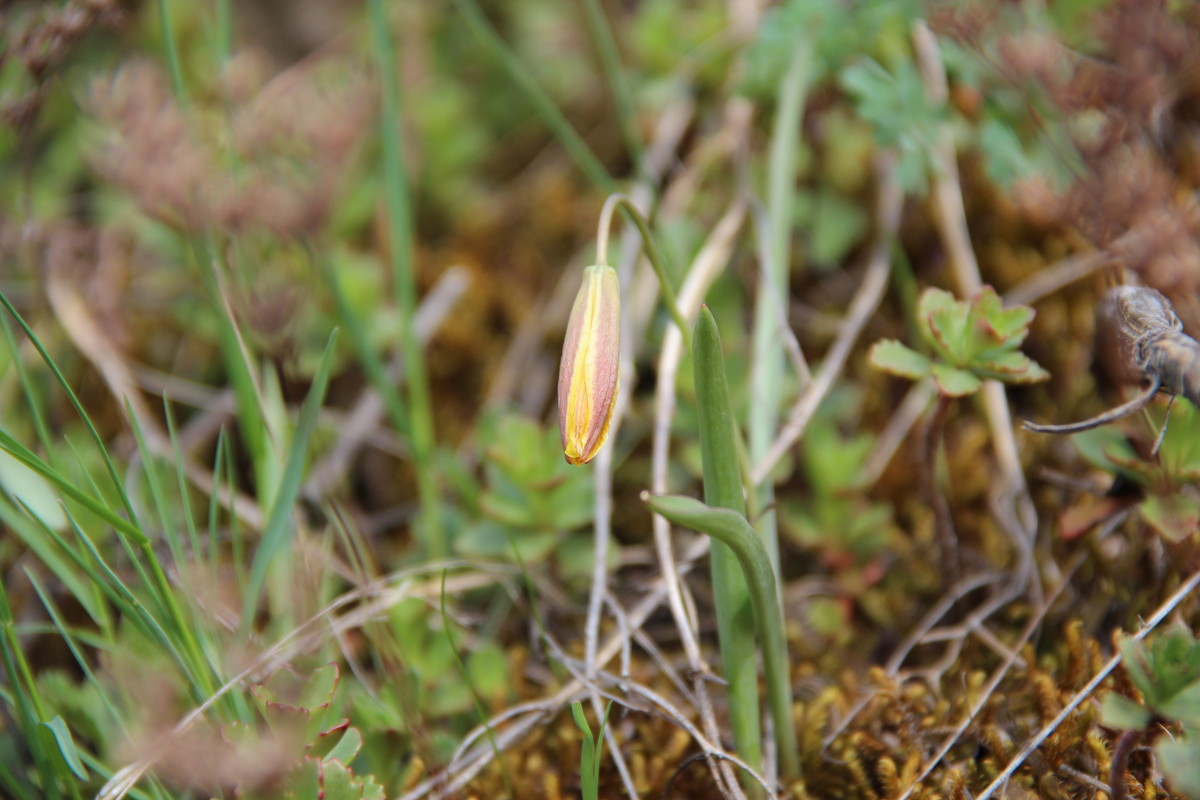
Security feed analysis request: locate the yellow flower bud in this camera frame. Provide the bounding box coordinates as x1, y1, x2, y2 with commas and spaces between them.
558, 264, 621, 465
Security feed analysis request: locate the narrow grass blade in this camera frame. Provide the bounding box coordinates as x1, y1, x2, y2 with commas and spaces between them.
40, 717, 88, 781
0, 492, 103, 625
0, 574, 65, 800
448, 0, 615, 193
241, 330, 338, 629
641, 492, 799, 778
693, 306, 763, 780
579, 0, 643, 169
0, 292, 139, 528
0, 312, 53, 457
749, 42, 811, 578
367, 0, 446, 557
0, 430, 146, 546
26, 570, 129, 736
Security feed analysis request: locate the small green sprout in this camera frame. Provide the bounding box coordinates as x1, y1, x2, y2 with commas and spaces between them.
869, 286, 1048, 397
571, 700, 613, 800
1101, 627, 1200, 800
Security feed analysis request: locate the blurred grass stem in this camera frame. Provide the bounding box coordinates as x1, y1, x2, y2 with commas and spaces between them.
449, 0, 615, 193
749, 42, 811, 575
580, 0, 644, 170
369, 0, 446, 558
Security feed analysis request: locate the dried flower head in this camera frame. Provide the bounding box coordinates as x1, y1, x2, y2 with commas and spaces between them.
558, 264, 620, 466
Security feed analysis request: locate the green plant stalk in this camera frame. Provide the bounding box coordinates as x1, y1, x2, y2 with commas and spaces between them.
312, 245, 411, 442
368, 0, 446, 558
0, 314, 53, 457
571, 700, 613, 800
596, 193, 690, 349
749, 43, 811, 574
0, 295, 218, 700
156, 1, 274, 489
448, 0, 616, 193
641, 491, 800, 778
0, 293, 139, 529
156, 0, 187, 103
241, 331, 338, 630
579, 0, 643, 170
25, 571, 130, 738
0, 575, 64, 800
693, 307, 760, 781
215, 0, 232, 64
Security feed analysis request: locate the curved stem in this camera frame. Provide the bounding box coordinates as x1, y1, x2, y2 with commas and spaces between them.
641, 491, 800, 779
596, 193, 691, 349
1109, 727, 1141, 800
923, 393, 958, 579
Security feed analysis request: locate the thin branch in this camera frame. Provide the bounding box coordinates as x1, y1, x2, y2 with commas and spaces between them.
975, 565, 1200, 800
894, 568, 1069, 800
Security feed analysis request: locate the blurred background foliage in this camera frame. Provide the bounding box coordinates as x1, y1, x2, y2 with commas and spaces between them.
5, 0, 1200, 797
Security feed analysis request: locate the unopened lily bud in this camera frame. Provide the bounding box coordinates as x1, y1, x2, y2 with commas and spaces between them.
558, 264, 620, 465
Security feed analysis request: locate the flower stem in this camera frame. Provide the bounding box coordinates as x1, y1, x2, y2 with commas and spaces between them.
595, 193, 690, 350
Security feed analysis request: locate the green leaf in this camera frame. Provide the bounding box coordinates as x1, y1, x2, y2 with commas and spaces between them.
1159, 401, 1200, 480
322, 726, 363, 765
1160, 682, 1200, 728
974, 351, 1050, 383
930, 364, 981, 397
40, 716, 87, 780
692, 307, 765, 774
0, 449, 66, 531
1119, 636, 1156, 698
1141, 493, 1200, 544
253, 663, 339, 716
975, 286, 1035, 342
571, 701, 599, 800
467, 643, 510, 699
1072, 428, 1146, 484
641, 490, 798, 776
916, 288, 965, 359
809, 188, 868, 266
242, 330, 339, 626
1158, 736, 1200, 800
868, 339, 931, 380
570, 701, 593, 738
1099, 693, 1151, 731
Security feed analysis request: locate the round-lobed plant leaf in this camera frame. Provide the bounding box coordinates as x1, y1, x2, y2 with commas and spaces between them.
1140, 493, 1200, 544
931, 363, 981, 397
1157, 737, 1200, 800
868, 339, 931, 379
1160, 682, 1200, 729
1099, 692, 1152, 731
